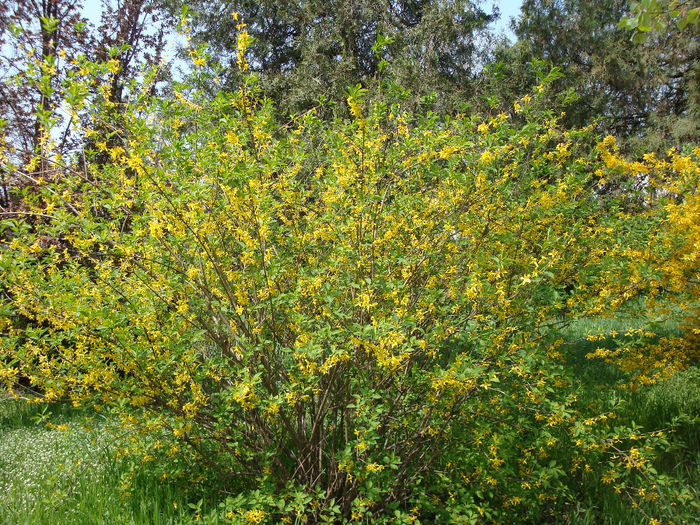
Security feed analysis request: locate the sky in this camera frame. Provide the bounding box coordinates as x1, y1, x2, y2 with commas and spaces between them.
489, 0, 524, 41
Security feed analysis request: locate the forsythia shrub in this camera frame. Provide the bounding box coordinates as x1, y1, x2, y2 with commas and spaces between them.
1, 31, 698, 523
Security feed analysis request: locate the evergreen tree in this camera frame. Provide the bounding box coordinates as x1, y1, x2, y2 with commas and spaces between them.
180, 0, 498, 115
494, 0, 699, 151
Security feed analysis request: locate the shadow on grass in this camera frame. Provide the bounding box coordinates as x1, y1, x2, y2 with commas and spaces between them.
0, 397, 83, 429
551, 316, 700, 523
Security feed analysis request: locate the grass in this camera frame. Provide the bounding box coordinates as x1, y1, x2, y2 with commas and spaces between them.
559, 313, 681, 386
556, 315, 700, 524
630, 367, 700, 480
0, 398, 197, 525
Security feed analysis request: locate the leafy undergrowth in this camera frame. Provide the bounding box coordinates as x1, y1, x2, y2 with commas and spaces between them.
2, 365, 698, 524
1, 313, 697, 525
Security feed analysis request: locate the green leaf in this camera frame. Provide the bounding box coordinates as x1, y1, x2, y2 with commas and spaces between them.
631, 32, 648, 43
40, 16, 58, 33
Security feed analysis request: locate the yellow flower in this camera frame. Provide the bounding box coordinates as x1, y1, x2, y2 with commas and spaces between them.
244, 509, 267, 523
366, 462, 385, 473
479, 150, 494, 164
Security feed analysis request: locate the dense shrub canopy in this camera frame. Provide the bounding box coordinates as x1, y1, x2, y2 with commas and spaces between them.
1, 29, 699, 524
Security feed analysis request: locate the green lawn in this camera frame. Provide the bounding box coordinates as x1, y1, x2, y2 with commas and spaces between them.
0, 400, 196, 525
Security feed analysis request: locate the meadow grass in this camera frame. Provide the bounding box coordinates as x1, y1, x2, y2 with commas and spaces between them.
556, 315, 699, 524
0, 398, 199, 525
